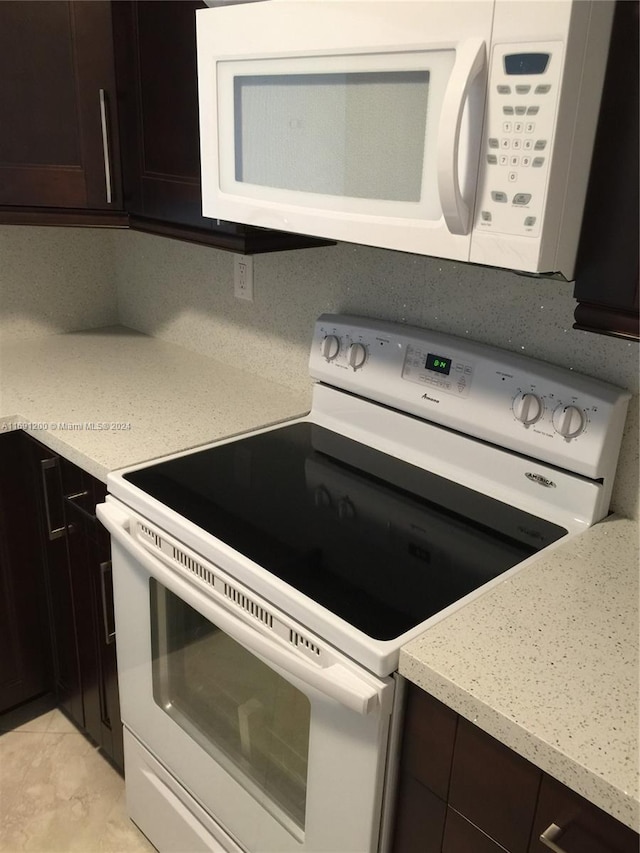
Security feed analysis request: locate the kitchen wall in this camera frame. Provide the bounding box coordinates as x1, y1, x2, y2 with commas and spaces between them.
113, 229, 639, 521
0, 226, 118, 341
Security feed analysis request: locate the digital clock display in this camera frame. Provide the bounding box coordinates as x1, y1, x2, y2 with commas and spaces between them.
425, 353, 451, 375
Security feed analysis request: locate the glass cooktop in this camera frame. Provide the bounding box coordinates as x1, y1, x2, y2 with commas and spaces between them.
125, 423, 566, 641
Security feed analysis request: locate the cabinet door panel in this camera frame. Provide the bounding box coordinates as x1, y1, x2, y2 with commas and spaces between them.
61, 462, 123, 771
449, 718, 541, 853
0, 1, 121, 210
400, 683, 458, 800
392, 773, 447, 853
0, 433, 52, 713
26, 439, 83, 723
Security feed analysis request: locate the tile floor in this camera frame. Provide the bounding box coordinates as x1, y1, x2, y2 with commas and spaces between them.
0, 701, 155, 853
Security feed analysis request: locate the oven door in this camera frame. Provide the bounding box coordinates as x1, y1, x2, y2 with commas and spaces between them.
99, 498, 394, 853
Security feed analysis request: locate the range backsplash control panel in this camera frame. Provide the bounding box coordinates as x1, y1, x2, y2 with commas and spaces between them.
309, 314, 630, 481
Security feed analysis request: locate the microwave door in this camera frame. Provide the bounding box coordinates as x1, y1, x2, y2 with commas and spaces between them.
197, 0, 494, 260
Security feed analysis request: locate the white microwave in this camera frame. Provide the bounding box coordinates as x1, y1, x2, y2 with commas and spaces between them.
196, 0, 614, 278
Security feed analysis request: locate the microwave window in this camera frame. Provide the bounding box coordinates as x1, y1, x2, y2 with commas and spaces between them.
233, 71, 430, 202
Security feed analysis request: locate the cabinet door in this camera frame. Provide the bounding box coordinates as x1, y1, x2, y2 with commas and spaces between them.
448, 718, 541, 853
26, 439, 83, 724
62, 461, 123, 771
113, 0, 334, 252
0, 432, 52, 714
0, 1, 123, 213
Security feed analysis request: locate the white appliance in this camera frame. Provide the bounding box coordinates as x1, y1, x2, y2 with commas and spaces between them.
196, 0, 614, 278
97, 314, 629, 853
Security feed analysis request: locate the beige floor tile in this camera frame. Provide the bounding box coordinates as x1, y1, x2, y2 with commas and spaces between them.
0, 712, 155, 853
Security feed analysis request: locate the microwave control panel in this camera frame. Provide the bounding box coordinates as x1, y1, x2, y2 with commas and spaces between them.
475, 41, 563, 239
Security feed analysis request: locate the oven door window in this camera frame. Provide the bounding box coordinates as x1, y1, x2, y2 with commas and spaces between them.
150, 580, 310, 834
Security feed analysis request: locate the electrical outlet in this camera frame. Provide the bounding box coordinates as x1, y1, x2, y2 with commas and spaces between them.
234, 254, 254, 301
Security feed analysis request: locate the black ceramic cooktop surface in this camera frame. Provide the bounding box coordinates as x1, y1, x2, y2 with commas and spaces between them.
125, 423, 566, 641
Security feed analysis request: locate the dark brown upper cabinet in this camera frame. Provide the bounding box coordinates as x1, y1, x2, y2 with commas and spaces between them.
0, 1, 125, 224
112, 0, 333, 252
573, 0, 639, 341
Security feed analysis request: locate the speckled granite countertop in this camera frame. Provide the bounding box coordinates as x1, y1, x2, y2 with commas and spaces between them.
400, 515, 639, 832
0, 327, 310, 482
2, 327, 638, 832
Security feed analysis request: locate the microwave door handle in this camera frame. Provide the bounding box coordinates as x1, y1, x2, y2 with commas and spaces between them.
437, 38, 486, 235
97, 501, 385, 717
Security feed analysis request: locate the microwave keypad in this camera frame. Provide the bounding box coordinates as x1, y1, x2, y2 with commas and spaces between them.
476, 42, 562, 238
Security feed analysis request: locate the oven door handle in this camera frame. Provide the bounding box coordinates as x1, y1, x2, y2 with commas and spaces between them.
98, 501, 387, 716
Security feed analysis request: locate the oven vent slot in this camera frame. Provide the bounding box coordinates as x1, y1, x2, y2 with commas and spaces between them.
139, 523, 162, 549
289, 630, 321, 657
224, 584, 274, 629
172, 547, 214, 586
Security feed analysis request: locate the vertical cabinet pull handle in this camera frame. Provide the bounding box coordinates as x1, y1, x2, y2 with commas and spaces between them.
99, 89, 113, 204
99, 560, 116, 645
40, 458, 66, 540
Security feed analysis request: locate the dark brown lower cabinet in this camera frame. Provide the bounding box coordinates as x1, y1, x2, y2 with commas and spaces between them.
61, 460, 123, 770
24, 434, 123, 771
0, 432, 52, 714
393, 682, 639, 853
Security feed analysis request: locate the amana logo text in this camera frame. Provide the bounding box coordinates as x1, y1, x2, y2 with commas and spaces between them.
421, 394, 440, 404
525, 472, 556, 488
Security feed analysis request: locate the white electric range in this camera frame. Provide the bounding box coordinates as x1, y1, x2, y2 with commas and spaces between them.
97, 314, 630, 853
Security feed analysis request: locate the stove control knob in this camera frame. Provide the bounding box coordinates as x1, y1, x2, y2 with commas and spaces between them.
513, 392, 543, 425
552, 404, 585, 439
348, 342, 367, 371
321, 334, 341, 362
